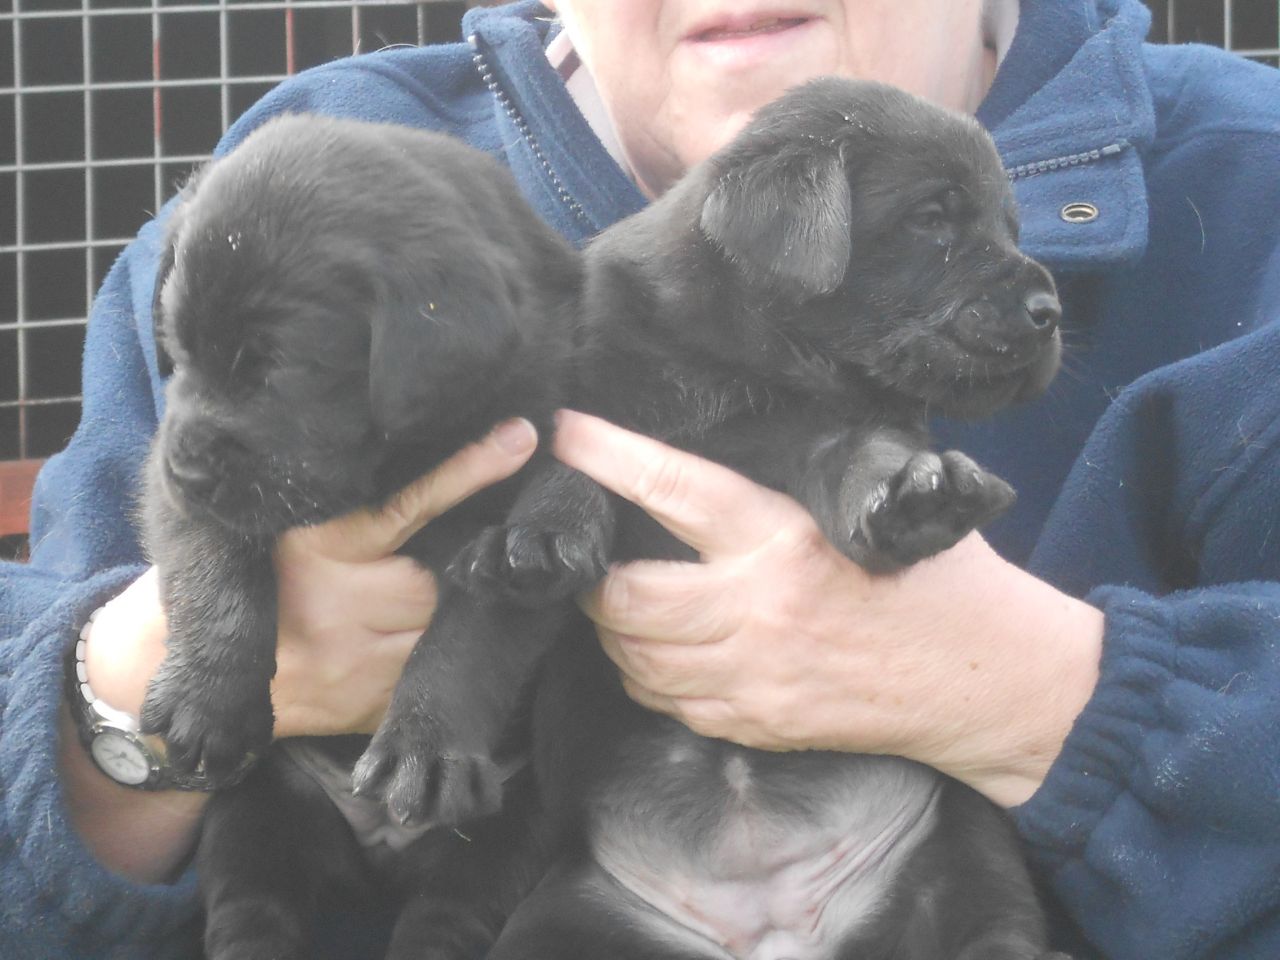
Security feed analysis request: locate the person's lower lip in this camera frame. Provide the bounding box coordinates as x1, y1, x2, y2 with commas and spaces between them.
684, 17, 819, 67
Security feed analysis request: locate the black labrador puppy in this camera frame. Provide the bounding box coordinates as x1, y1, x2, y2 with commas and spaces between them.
369, 78, 1072, 960
143, 113, 580, 959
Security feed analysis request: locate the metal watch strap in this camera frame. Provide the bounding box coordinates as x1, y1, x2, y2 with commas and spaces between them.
67, 606, 257, 791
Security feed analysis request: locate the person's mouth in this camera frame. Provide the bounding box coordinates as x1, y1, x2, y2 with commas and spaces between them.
689, 14, 814, 44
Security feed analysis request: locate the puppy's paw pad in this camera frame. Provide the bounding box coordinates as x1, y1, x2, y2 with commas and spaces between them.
935, 450, 1015, 520
450, 523, 607, 603
353, 726, 503, 827
141, 662, 273, 780
862, 451, 1013, 566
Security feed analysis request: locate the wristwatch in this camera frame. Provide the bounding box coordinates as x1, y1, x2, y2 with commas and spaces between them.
65, 607, 253, 791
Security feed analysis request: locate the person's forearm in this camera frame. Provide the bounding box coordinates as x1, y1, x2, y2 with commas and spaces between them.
59, 570, 208, 883
58, 704, 207, 883
964, 594, 1103, 808
909, 543, 1104, 808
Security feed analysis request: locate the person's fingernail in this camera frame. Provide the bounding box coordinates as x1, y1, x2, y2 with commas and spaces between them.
491, 417, 536, 455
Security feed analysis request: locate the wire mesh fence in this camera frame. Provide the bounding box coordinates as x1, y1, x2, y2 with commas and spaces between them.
1, 0, 1278, 552
1, 1, 485, 469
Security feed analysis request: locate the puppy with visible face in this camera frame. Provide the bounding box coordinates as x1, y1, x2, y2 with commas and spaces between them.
143, 114, 580, 960
421, 78, 1069, 959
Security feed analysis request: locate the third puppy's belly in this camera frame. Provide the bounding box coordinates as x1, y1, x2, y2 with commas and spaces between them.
588, 730, 942, 960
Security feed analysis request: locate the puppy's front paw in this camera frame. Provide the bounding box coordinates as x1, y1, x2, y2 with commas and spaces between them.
859, 450, 1014, 568
449, 522, 608, 605
352, 718, 503, 827
140, 657, 273, 781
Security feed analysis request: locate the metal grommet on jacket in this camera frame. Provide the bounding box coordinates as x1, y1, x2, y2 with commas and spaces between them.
1060, 201, 1100, 223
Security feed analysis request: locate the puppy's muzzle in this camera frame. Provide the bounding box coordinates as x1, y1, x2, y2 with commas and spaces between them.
159, 421, 254, 516
953, 260, 1060, 360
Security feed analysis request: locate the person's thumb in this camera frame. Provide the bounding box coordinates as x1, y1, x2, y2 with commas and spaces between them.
291, 417, 538, 562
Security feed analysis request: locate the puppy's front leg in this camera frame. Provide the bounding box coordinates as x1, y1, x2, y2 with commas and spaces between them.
799, 427, 1015, 572
449, 458, 616, 605
141, 468, 277, 780
352, 587, 569, 827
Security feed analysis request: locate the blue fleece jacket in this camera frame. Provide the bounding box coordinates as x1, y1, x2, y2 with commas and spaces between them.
2, 2, 1279, 958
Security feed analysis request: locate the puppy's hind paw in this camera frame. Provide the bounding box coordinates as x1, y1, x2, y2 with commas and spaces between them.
448, 522, 607, 605
859, 450, 1014, 569
352, 724, 504, 828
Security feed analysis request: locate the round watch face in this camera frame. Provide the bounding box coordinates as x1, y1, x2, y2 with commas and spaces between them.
89, 730, 153, 786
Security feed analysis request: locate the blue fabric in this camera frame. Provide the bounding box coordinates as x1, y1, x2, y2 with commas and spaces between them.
2, 0, 1278, 956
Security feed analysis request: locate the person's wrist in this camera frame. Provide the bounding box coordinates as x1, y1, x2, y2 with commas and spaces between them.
80, 568, 170, 721
1012, 590, 1104, 798
963, 556, 1104, 807
59, 571, 211, 880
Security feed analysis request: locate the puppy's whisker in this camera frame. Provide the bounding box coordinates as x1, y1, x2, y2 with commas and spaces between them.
1052, 354, 1088, 385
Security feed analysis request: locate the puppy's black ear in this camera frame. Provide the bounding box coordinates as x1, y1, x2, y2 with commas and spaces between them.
700, 147, 851, 298
151, 238, 178, 378
368, 277, 520, 442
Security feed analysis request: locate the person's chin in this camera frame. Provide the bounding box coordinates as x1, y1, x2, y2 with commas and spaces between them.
672, 22, 841, 136
671, 67, 837, 167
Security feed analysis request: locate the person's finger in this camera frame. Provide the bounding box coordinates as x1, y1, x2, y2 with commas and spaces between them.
579, 559, 741, 643
597, 628, 730, 699
617, 676, 740, 742
552, 410, 800, 556
617, 675, 680, 719
298, 417, 537, 562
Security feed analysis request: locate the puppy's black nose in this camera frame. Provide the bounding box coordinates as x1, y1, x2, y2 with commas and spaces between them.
1022, 290, 1061, 337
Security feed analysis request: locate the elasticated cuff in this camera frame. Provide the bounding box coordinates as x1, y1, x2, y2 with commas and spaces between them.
0, 566, 200, 953
1012, 584, 1178, 868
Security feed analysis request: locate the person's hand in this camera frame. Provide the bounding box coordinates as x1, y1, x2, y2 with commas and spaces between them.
270, 416, 538, 737
67, 417, 537, 883
84, 417, 538, 739
552, 410, 1103, 807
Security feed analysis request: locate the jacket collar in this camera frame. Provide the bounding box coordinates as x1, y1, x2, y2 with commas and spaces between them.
985, 0, 1156, 270
464, 1, 646, 244
465, 0, 1156, 268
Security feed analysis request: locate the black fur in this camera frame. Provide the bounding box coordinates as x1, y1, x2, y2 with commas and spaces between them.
143, 113, 580, 960
147, 76, 1072, 959
453, 78, 1068, 960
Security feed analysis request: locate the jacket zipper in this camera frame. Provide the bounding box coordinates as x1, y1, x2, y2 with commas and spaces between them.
469, 36, 593, 230
473, 32, 1126, 205
1005, 140, 1130, 181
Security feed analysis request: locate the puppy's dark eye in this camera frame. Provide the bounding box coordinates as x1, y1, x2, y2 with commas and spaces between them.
227, 340, 271, 381
905, 200, 948, 233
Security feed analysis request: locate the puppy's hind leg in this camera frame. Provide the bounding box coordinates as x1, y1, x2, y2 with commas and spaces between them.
865, 782, 1069, 960
199, 748, 369, 960
387, 774, 553, 960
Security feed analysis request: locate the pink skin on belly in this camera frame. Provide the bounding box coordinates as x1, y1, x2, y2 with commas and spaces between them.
594, 755, 942, 960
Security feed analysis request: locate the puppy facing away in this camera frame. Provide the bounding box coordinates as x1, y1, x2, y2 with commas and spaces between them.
392, 77, 1071, 959
143, 114, 580, 959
